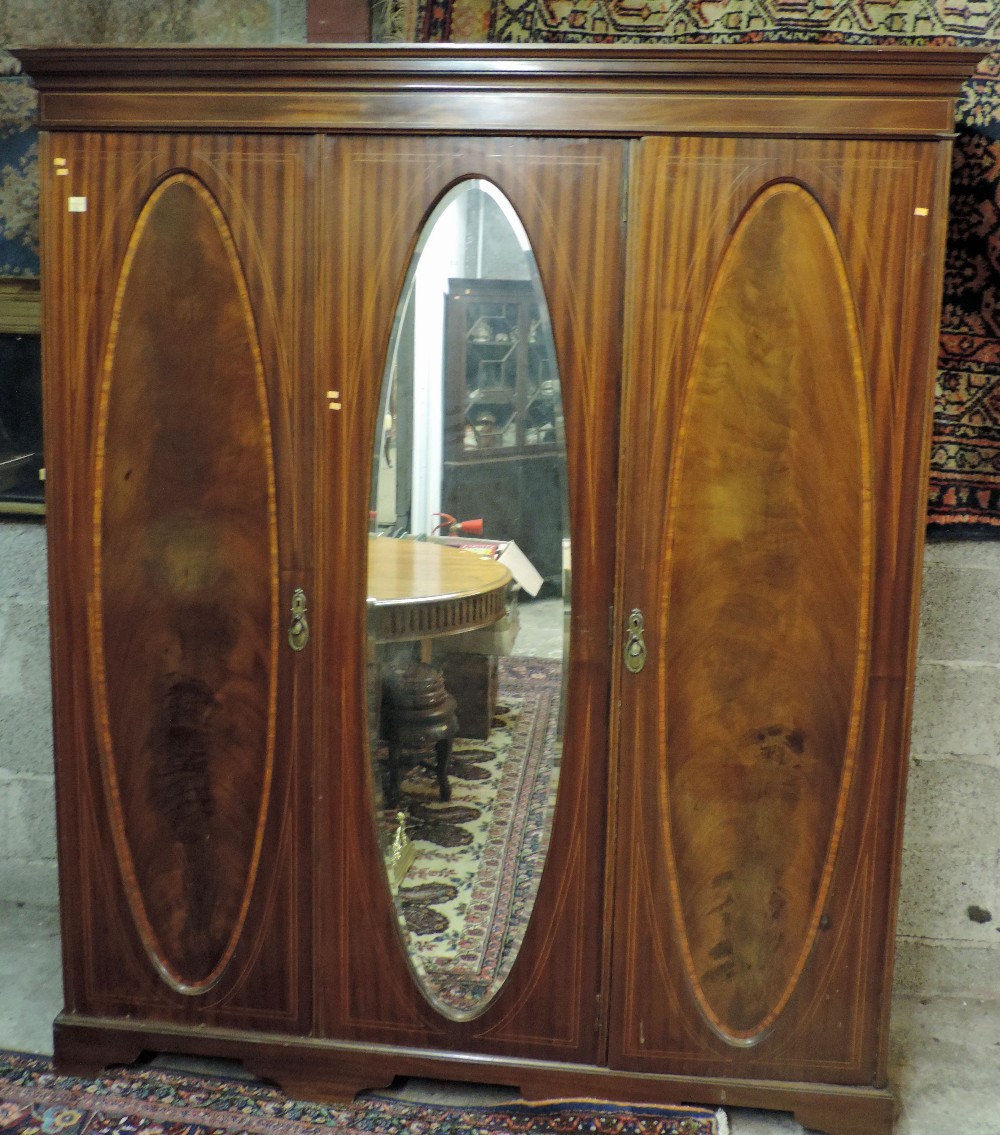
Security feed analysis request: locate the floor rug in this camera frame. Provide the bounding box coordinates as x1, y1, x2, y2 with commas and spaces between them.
0, 1051, 721, 1135
388, 656, 562, 1011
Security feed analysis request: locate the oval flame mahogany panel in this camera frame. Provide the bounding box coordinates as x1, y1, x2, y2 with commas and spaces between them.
661, 183, 871, 1042
93, 174, 278, 993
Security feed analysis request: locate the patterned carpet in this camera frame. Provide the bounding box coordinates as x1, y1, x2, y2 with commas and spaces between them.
386, 656, 561, 1012
387, 0, 999, 51
930, 73, 1000, 527
0, 1050, 721, 1135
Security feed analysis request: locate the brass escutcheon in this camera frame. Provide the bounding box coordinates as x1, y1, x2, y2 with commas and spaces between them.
288, 588, 310, 651
624, 608, 647, 674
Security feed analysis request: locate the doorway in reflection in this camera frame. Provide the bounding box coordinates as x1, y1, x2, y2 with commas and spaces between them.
368, 179, 570, 1018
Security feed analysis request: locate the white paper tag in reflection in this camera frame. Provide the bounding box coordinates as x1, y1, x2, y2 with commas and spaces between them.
498, 541, 543, 597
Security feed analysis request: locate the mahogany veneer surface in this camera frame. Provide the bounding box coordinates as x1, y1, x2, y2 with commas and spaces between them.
613, 132, 954, 1087
95, 173, 278, 993
16, 45, 982, 1135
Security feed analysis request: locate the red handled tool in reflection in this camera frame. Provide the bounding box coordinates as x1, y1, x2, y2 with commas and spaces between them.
432, 513, 484, 536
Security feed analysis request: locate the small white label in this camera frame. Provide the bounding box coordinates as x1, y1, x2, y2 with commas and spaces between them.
68, 196, 88, 213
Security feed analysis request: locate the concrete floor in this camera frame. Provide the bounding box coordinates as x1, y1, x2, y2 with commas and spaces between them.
1, 900, 997, 1135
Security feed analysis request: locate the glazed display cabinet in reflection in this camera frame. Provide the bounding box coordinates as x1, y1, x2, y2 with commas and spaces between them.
18, 44, 982, 1135
445, 278, 560, 455
443, 276, 566, 585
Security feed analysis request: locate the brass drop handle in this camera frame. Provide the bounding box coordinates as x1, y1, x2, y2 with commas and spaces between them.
288, 588, 310, 651
624, 608, 647, 674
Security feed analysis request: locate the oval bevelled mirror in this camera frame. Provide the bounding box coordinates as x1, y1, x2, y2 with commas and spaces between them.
367, 179, 569, 1018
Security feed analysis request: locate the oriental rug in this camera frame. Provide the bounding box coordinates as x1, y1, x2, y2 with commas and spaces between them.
929, 74, 1000, 527
0, 1050, 721, 1135
388, 655, 561, 1011
382, 0, 1000, 54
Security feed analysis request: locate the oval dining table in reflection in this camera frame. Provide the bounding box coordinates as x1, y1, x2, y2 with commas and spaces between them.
367, 536, 512, 647
367, 536, 512, 805
365, 535, 515, 925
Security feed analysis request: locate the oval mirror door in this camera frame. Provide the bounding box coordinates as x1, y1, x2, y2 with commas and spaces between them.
367, 179, 570, 1018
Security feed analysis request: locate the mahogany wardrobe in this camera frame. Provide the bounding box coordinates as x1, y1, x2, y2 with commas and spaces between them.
18, 44, 982, 1135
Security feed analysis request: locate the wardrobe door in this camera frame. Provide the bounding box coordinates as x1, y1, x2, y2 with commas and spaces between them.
314, 137, 624, 1079
42, 132, 314, 1060
612, 136, 952, 1085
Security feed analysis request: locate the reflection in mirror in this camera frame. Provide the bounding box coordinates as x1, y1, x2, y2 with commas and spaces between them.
368, 179, 570, 1018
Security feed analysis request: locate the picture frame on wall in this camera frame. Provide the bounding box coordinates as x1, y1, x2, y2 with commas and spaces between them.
0, 279, 43, 516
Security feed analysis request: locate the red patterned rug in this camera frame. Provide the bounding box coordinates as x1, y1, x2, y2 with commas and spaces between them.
387, 656, 561, 1011
0, 1051, 720, 1135
385, 0, 999, 52
930, 69, 1000, 528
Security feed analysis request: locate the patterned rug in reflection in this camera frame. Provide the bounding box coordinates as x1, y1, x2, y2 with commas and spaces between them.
390, 655, 562, 1012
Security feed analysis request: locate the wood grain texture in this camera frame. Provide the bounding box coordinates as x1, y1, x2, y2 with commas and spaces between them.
18, 45, 982, 140
661, 183, 871, 1041
52, 1015, 896, 1135
314, 135, 625, 1064
41, 132, 314, 1029
612, 134, 953, 1086
368, 539, 511, 642
25, 47, 974, 1132
92, 174, 277, 992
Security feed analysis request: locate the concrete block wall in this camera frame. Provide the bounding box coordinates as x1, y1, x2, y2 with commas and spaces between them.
0, 520, 56, 908
896, 538, 1000, 998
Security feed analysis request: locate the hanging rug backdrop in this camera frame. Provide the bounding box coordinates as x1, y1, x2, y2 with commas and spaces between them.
386, 655, 561, 1012
0, 1050, 721, 1135
375, 1, 1000, 527
930, 74, 1000, 526
392, 0, 999, 51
